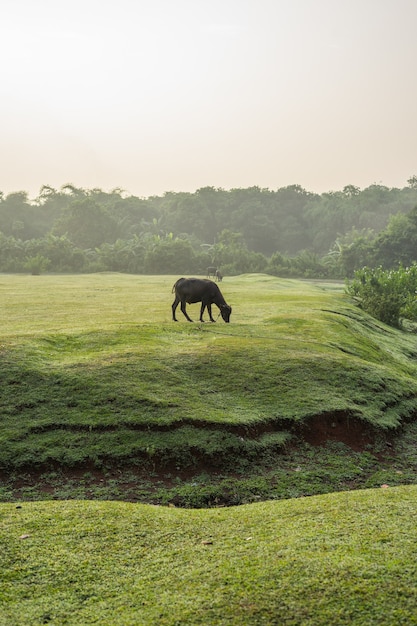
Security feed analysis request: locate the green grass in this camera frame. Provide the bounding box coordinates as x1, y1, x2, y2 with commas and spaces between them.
3, 273, 417, 623
1, 486, 417, 625
1, 272, 417, 473
1, 272, 417, 501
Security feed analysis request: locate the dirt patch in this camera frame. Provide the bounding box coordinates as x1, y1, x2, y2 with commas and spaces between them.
0, 412, 385, 505
298, 412, 374, 451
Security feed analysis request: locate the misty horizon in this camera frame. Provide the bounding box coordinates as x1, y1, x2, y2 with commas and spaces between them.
1, 1, 416, 199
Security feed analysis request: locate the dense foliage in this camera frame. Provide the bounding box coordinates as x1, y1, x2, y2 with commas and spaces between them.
1, 179, 417, 276
347, 264, 417, 327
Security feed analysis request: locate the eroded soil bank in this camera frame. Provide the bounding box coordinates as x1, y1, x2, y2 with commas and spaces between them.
2, 412, 413, 508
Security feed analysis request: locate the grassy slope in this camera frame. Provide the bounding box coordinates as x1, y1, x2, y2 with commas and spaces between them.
2, 274, 417, 623
1, 486, 417, 625
1, 273, 417, 475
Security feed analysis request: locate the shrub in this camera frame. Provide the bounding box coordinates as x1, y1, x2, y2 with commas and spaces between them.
347, 264, 417, 327
23, 254, 50, 275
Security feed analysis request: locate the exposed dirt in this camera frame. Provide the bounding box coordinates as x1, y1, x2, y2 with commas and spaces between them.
0, 411, 386, 506
297, 412, 375, 451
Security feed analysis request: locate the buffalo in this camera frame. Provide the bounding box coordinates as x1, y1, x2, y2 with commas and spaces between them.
172, 277, 232, 323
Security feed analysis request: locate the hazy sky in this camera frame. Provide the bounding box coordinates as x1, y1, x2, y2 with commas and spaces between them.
1, 0, 416, 199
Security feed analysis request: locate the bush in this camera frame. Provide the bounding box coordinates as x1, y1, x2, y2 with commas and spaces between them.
347, 264, 417, 327
23, 255, 50, 275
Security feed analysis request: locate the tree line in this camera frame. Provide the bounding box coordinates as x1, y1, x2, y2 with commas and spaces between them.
1, 178, 417, 277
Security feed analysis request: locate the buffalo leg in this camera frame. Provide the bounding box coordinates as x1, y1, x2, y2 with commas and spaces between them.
172, 297, 180, 321
199, 303, 207, 322
207, 303, 216, 322
180, 300, 193, 322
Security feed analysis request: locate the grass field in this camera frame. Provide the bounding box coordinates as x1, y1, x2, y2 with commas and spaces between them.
2, 272, 417, 505
1, 272, 417, 505
1, 486, 417, 625
2, 273, 417, 624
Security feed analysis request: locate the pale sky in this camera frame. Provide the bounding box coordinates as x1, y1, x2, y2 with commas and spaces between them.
1, 0, 416, 199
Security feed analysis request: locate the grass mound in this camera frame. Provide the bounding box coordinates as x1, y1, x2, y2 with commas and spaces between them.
1, 273, 417, 504
1, 485, 417, 625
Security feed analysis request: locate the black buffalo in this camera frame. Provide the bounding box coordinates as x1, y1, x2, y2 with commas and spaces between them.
172, 277, 232, 323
